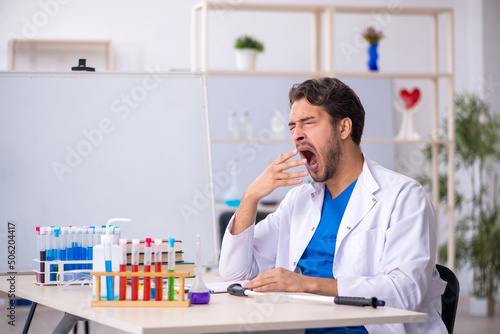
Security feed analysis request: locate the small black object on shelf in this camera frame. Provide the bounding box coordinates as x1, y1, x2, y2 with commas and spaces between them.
71, 59, 95, 72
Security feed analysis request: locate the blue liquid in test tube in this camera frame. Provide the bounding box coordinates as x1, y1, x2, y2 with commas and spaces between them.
53, 228, 60, 281
46, 227, 55, 281
88, 226, 95, 270
60, 227, 67, 275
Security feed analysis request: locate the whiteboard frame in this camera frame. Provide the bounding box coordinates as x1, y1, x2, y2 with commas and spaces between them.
0, 71, 219, 271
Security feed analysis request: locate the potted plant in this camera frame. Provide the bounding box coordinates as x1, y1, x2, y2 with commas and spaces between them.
234, 35, 264, 71
361, 26, 384, 71
417, 92, 500, 316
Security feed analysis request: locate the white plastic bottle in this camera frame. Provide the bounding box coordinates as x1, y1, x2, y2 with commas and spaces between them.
227, 110, 239, 139
223, 159, 242, 207
92, 218, 130, 299
239, 111, 253, 139
270, 108, 286, 139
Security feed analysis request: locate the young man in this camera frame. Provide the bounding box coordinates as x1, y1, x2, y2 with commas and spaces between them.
219, 77, 447, 333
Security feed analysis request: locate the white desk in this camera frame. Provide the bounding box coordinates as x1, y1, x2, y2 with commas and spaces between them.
1, 275, 427, 334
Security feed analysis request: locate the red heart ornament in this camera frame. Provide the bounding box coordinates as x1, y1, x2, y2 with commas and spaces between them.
400, 88, 420, 109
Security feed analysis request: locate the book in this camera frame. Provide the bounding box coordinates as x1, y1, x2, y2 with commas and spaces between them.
126, 251, 183, 264
126, 262, 194, 276
126, 239, 182, 253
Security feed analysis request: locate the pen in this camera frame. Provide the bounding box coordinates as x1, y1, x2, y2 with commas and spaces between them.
154, 239, 163, 301
143, 238, 152, 301
168, 238, 175, 301
334, 296, 385, 308
131, 239, 140, 301
227, 284, 386, 308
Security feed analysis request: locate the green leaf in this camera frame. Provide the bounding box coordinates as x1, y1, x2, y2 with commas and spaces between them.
234, 35, 264, 52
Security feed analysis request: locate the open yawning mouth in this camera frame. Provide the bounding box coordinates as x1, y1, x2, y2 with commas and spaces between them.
298, 145, 318, 171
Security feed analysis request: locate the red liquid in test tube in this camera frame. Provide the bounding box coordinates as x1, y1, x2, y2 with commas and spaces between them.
154, 239, 163, 301
119, 239, 128, 300
131, 239, 140, 301
143, 238, 152, 301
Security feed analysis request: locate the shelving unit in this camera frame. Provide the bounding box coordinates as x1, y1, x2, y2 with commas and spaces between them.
192, 2, 455, 269
8, 39, 114, 71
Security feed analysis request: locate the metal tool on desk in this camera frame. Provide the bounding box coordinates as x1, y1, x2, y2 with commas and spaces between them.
227, 283, 385, 308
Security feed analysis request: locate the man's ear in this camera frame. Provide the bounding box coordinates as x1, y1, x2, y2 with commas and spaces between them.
338, 117, 352, 140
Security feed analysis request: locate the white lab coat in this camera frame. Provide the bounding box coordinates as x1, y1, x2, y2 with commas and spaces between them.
219, 157, 447, 334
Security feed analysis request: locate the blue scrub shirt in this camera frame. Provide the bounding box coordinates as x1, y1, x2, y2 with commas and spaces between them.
298, 180, 368, 334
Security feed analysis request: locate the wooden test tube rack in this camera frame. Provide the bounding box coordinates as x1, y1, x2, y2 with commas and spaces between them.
90, 271, 191, 307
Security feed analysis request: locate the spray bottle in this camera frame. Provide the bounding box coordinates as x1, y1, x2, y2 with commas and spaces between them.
92, 218, 131, 300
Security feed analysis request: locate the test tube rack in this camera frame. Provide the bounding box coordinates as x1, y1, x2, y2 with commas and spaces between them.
33, 259, 93, 286
90, 271, 191, 307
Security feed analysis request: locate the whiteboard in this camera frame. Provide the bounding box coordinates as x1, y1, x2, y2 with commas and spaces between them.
0, 71, 217, 271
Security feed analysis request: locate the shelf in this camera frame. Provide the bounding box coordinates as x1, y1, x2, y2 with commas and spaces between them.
362, 138, 446, 145
335, 72, 452, 80
194, 1, 457, 269
205, 70, 319, 78
204, 70, 453, 80
8, 39, 114, 71
212, 138, 450, 145
211, 138, 291, 144
194, 2, 451, 16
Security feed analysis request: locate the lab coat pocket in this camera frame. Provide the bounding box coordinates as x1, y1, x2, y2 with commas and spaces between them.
349, 227, 384, 275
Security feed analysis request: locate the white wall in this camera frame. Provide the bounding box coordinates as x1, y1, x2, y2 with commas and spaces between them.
0, 0, 484, 93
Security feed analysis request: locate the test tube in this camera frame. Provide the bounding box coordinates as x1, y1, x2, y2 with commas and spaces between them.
104, 224, 112, 237
94, 226, 102, 257
131, 239, 140, 301
103, 234, 114, 301
88, 226, 95, 269
46, 227, 55, 281
53, 228, 60, 281
119, 239, 127, 301
77, 227, 83, 270
143, 238, 152, 301
81, 227, 88, 270
59, 227, 67, 261
113, 226, 120, 245
36, 227, 44, 283
46, 227, 53, 262
40, 227, 47, 283
67, 227, 75, 271
168, 238, 175, 301
154, 239, 163, 301
60, 227, 68, 272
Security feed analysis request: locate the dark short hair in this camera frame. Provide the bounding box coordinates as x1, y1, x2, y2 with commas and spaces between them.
288, 77, 365, 146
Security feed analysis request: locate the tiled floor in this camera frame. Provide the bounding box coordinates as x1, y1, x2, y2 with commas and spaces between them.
1, 292, 499, 333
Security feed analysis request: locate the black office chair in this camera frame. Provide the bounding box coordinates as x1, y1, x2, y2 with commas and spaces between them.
218, 211, 269, 246
436, 264, 460, 334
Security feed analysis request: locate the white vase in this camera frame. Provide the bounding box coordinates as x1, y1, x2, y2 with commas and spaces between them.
469, 295, 494, 317
235, 49, 257, 71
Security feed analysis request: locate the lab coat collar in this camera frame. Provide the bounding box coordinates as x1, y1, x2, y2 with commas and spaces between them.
306, 155, 379, 194
359, 155, 380, 194
335, 155, 380, 249
290, 155, 380, 272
